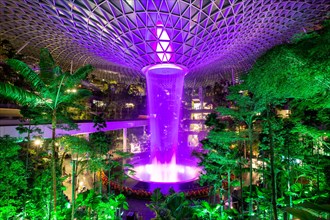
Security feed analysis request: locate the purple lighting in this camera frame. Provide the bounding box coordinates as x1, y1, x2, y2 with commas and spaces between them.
1, 1, 328, 85
1, 0, 328, 188
129, 63, 200, 183
145, 64, 185, 164
156, 22, 173, 62
132, 156, 200, 183
128, 22, 200, 184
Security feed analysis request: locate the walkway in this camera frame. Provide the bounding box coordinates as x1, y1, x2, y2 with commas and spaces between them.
0, 119, 147, 139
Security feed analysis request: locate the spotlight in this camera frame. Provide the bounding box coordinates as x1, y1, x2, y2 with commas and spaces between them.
34, 138, 42, 146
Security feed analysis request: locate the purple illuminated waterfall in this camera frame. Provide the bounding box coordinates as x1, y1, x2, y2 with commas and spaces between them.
129, 22, 200, 184
129, 64, 200, 183
146, 64, 185, 164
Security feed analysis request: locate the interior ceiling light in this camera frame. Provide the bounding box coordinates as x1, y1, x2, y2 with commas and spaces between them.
156, 21, 173, 62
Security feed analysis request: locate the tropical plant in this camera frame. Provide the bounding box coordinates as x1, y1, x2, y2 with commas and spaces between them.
75, 189, 128, 219
162, 192, 192, 219
285, 202, 330, 220
0, 136, 27, 219
241, 19, 330, 219
0, 48, 93, 215
88, 115, 111, 193
147, 189, 193, 220
58, 135, 91, 219
218, 83, 264, 217
196, 110, 245, 219
200, 20, 330, 220
192, 200, 224, 220
23, 166, 71, 220
95, 193, 128, 220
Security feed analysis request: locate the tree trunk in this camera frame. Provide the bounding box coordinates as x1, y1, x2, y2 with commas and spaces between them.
219, 184, 224, 218
316, 143, 320, 192
60, 152, 67, 176
98, 144, 102, 195
262, 150, 266, 219
108, 154, 111, 195
211, 186, 216, 205
287, 146, 292, 220
23, 125, 32, 219
71, 159, 76, 220
267, 107, 278, 220
240, 157, 244, 216
51, 109, 57, 214
93, 172, 96, 190
248, 121, 253, 218
227, 170, 231, 209
26, 125, 31, 173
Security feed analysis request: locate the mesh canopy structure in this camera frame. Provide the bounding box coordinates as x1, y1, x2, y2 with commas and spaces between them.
0, 0, 329, 85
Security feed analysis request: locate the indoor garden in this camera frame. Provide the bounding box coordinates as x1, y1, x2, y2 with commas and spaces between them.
0, 5, 329, 220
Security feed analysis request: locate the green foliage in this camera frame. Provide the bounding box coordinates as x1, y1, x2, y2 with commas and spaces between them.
198, 113, 241, 182
291, 31, 319, 44
6, 58, 46, 92
95, 194, 128, 220
192, 200, 230, 220
0, 48, 94, 215
39, 48, 56, 77
239, 19, 330, 219
89, 131, 112, 156
75, 190, 128, 219
285, 202, 330, 220
65, 65, 94, 88
164, 192, 192, 219
20, 156, 71, 219
199, 20, 330, 219
198, 86, 257, 218
0, 82, 42, 106
59, 135, 91, 156
90, 114, 112, 155
147, 189, 193, 220
1, 48, 93, 125
204, 112, 223, 129
223, 83, 265, 120
75, 189, 102, 218
0, 136, 27, 219
246, 20, 330, 105
149, 188, 164, 206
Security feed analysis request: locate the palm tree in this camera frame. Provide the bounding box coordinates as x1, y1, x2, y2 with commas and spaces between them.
0, 48, 93, 215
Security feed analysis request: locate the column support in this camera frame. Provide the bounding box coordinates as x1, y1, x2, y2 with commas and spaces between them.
123, 128, 127, 152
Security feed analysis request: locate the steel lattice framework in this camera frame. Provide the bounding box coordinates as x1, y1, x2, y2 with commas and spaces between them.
0, 0, 329, 85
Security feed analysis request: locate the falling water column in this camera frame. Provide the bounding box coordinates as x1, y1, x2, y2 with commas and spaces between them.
143, 64, 187, 165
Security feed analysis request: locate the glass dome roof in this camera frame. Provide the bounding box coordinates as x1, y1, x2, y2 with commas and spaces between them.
0, 0, 329, 85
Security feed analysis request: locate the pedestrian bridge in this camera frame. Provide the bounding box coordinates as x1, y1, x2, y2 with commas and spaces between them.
0, 119, 148, 139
